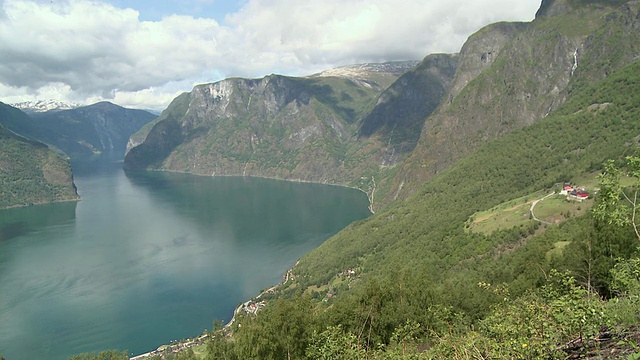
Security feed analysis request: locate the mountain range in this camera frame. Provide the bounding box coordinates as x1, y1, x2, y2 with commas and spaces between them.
122, 0, 640, 212
3, 0, 640, 357
121, 0, 640, 358
0, 101, 157, 208
11, 102, 156, 158
123, 60, 436, 201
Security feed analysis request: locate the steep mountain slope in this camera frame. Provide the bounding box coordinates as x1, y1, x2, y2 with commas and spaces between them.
380, 0, 640, 206
203, 46, 640, 360
125, 62, 443, 187
214, 1, 640, 357
278, 0, 640, 304
294, 58, 640, 287
1, 102, 156, 159
32, 102, 157, 158
125, 74, 373, 182
223, 57, 638, 360
126, 0, 639, 212
0, 103, 79, 209
357, 54, 459, 161
125, 62, 420, 158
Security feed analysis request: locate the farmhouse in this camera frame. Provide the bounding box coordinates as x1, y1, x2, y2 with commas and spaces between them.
561, 183, 589, 201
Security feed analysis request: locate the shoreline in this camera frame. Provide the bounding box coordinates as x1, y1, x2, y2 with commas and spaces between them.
129, 262, 299, 359
126, 168, 376, 214
118, 168, 371, 358
0, 196, 81, 212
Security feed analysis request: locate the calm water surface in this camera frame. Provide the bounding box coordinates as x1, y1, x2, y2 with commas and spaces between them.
0, 159, 370, 359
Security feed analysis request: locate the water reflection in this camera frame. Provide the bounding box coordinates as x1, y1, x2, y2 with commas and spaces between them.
0, 201, 77, 242
0, 159, 371, 360
124, 170, 370, 244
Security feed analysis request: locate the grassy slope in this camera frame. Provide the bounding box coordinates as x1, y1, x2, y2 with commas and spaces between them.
464, 171, 621, 234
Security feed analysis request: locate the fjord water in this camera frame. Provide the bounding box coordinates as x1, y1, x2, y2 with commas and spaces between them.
0, 158, 371, 360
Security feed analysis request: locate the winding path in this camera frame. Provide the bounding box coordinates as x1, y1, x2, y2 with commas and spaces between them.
529, 192, 555, 225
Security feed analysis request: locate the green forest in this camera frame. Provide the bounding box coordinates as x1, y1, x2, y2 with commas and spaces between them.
73, 56, 640, 360
0, 120, 78, 209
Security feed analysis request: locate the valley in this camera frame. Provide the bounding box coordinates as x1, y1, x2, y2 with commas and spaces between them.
1, 0, 640, 359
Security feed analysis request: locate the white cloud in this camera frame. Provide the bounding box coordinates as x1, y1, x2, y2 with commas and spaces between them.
0, 0, 541, 110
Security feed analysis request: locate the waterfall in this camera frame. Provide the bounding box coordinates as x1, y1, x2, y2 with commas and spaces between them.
571, 49, 578, 77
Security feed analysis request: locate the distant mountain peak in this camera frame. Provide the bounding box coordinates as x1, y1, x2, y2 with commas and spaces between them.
311, 61, 420, 80
12, 99, 81, 113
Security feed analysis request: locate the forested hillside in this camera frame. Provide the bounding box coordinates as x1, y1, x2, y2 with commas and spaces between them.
196, 1, 640, 358
380, 0, 640, 207
203, 49, 640, 360
75, 0, 640, 359
0, 103, 79, 209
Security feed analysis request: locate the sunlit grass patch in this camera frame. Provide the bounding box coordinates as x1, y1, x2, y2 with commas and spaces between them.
466, 191, 545, 235
534, 195, 592, 223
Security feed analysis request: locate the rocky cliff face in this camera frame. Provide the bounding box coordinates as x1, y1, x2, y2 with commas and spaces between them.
125, 0, 640, 210
535, 0, 629, 18
444, 22, 526, 105
380, 0, 640, 206
358, 54, 458, 159
126, 73, 374, 182
125, 61, 458, 192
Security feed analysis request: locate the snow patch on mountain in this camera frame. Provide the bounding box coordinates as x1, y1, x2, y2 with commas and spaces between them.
12, 100, 81, 113
311, 61, 420, 79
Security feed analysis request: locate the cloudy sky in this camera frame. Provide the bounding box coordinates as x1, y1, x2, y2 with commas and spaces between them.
0, 0, 541, 111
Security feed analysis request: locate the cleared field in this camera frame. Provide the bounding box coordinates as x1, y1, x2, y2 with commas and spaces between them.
533, 195, 592, 223
466, 192, 545, 235
465, 170, 639, 236
546, 241, 572, 261
466, 186, 595, 235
